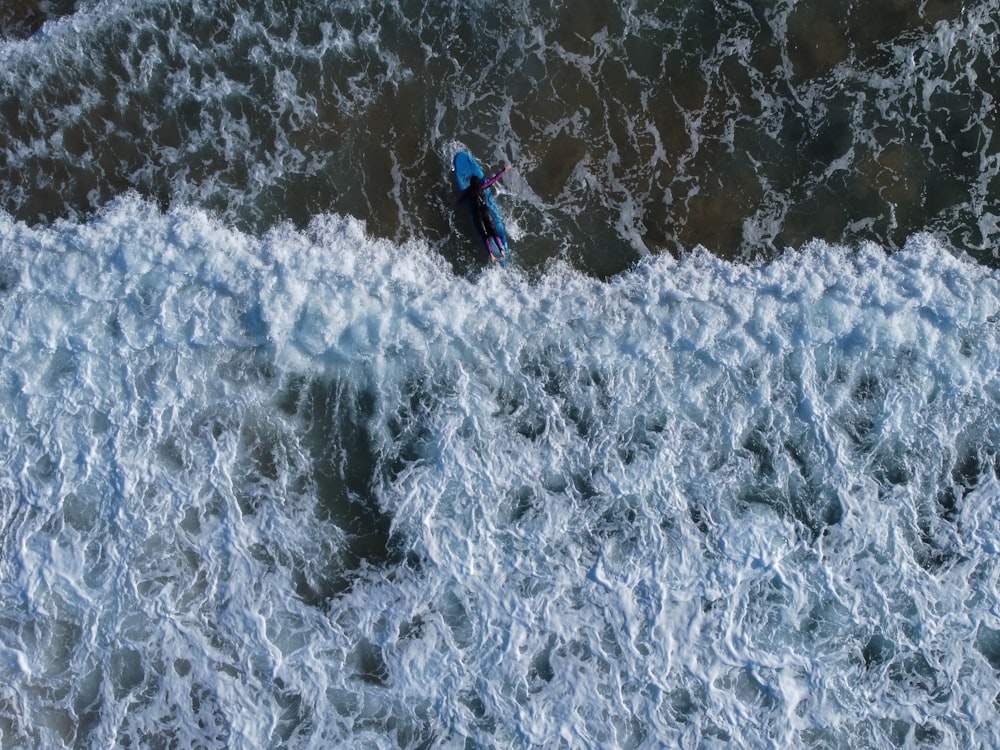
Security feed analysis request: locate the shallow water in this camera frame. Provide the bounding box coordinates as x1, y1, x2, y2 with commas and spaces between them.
2, 0, 998, 275
1, 2, 1000, 748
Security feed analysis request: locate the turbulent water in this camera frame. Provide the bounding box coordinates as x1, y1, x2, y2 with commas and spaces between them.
1, 1, 1000, 748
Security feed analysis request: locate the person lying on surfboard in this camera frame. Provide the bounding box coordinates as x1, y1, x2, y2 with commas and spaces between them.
458, 165, 510, 261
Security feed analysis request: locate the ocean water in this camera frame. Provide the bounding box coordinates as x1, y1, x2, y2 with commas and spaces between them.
1, 1, 1000, 749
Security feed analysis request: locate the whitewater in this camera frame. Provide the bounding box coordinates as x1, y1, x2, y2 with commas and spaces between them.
0, 198, 997, 748
3, 0, 1000, 746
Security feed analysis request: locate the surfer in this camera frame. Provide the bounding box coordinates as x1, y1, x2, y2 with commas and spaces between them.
459, 166, 510, 261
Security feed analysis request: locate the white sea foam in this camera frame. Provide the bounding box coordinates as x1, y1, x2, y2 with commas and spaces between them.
0, 199, 998, 748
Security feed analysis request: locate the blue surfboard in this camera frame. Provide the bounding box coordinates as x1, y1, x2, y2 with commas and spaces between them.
454, 151, 509, 265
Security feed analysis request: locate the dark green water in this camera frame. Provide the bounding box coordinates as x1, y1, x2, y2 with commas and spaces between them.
1, 0, 996, 277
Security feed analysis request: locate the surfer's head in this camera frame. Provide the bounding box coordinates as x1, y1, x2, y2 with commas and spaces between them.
469, 175, 483, 193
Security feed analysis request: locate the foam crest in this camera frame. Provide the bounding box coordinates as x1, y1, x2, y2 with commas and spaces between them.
1, 201, 998, 746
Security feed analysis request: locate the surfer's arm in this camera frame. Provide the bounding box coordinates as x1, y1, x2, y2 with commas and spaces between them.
482, 165, 511, 190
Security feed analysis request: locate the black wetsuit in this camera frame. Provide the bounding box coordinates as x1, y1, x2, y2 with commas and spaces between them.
459, 169, 507, 257
470, 188, 498, 240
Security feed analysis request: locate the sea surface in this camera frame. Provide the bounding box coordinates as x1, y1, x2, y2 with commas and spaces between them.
1, 1, 999, 748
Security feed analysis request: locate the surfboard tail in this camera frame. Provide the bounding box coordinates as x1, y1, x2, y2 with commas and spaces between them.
487, 236, 504, 261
